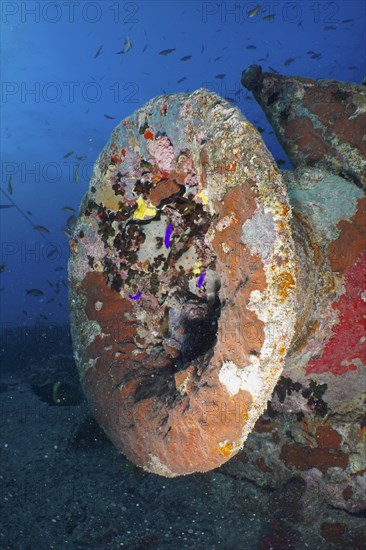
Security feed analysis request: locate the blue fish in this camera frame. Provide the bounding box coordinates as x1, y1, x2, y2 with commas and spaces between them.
198, 272, 206, 288
164, 224, 173, 248
129, 292, 142, 300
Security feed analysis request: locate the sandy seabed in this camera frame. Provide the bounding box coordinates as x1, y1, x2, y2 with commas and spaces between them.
0, 365, 267, 550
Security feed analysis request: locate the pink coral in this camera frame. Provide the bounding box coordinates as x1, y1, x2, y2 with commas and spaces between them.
147, 135, 175, 171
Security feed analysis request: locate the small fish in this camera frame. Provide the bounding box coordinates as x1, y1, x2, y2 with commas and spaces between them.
61, 227, 73, 238
263, 14, 276, 21
22, 310, 28, 316
308, 51, 322, 59
0, 263, 6, 273
177, 77, 187, 83
268, 66, 279, 74
284, 57, 295, 66
324, 26, 337, 30
104, 114, 116, 119
26, 288, 44, 296
47, 248, 58, 259
27, 210, 32, 216
61, 206, 75, 213
159, 48, 176, 55
31, 381, 82, 406
63, 151, 74, 158
224, 97, 236, 104
94, 44, 103, 59
214, 56, 222, 61
246, 45, 257, 50
55, 266, 64, 272
342, 19, 353, 24
46, 280, 54, 287
142, 44, 148, 53
180, 55, 192, 61
7, 175, 13, 195
34, 225, 50, 234
201, 44, 204, 53
40, 314, 48, 321
129, 292, 142, 300
197, 272, 206, 288
164, 224, 173, 248
0, 204, 14, 209
248, 3, 261, 18
66, 215, 77, 229
74, 164, 79, 184
116, 35, 132, 54
75, 155, 87, 161
348, 66, 358, 70
215, 74, 226, 79
45, 298, 55, 304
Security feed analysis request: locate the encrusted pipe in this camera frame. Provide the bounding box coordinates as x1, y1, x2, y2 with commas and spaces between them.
68, 89, 363, 477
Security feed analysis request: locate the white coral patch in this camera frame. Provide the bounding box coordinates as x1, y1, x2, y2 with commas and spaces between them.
147, 454, 175, 477
241, 210, 276, 260
219, 358, 263, 398
216, 213, 237, 231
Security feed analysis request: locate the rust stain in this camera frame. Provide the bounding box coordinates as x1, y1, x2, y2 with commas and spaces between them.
328, 196, 366, 274
149, 178, 182, 205
280, 443, 349, 473
254, 418, 273, 433
320, 522, 347, 543
360, 426, 366, 443
315, 425, 342, 450
255, 457, 273, 473
342, 485, 353, 501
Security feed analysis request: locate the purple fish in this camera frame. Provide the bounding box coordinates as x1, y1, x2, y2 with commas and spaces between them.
197, 272, 206, 288
129, 292, 142, 300
164, 224, 173, 248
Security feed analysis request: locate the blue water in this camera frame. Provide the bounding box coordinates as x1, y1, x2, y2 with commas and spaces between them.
1, 0, 365, 326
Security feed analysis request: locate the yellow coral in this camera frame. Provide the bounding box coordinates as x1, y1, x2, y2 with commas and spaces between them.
133, 196, 157, 220
193, 260, 202, 275
219, 441, 234, 457
196, 190, 208, 205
